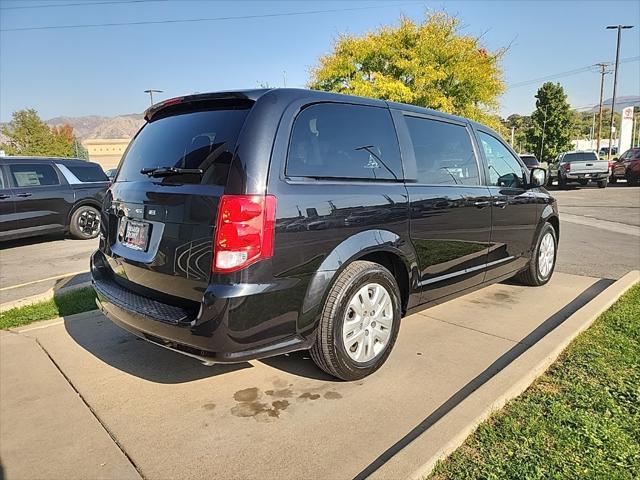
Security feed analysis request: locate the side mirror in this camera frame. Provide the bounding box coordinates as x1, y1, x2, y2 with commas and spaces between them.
530, 167, 546, 187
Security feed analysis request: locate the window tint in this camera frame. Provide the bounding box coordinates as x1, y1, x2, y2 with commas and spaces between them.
10, 164, 59, 187
478, 132, 525, 188
287, 103, 402, 180
563, 152, 598, 162
405, 116, 479, 185
520, 155, 539, 167
65, 164, 108, 182
0, 170, 5, 189
119, 107, 251, 185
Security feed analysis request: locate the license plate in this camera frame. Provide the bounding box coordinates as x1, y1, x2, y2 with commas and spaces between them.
122, 220, 150, 251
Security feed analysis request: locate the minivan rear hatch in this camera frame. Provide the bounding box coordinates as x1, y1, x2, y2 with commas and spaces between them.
102, 96, 253, 302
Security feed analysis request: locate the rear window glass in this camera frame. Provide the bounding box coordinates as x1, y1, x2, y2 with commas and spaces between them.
66, 164, 108, 182
118, 106, 250, 185
287, 103, 402, 180
520, 155, 539, 167
10, 163, 59, 187
563, 152, 598, 162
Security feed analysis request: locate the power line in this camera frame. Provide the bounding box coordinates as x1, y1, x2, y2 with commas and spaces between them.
0, 2, 418, 32
508, 56, 639, 88
0, 0, 170, 10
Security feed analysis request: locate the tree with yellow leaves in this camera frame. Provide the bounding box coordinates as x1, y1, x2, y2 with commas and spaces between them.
309, 12, 506, 129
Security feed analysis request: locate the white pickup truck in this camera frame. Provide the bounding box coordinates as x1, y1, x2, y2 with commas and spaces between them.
548, 151, 609, 189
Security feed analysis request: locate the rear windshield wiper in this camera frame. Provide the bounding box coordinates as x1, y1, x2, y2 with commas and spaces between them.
140, 166, 204, 177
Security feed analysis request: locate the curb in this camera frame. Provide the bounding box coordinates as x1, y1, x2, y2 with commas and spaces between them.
0, 281, 92, 313
403, 270, 639, 480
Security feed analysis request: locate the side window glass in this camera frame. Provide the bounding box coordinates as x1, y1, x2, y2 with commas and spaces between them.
10, 164, 60, 187
405, 116, 479, 185
0, 170, 5, 189
478, 132, 525, 188
287, 103, 402, 180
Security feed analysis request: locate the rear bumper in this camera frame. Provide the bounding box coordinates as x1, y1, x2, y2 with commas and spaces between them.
563, 172, 608, 181
91, 251, 310, 363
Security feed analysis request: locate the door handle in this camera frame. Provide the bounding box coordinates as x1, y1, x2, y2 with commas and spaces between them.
0, 194, 10, 200
473, 200, 490, 208
493, 200, 508, 208
16, 192, 32, 197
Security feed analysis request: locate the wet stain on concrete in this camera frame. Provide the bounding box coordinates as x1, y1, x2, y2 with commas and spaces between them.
202, 403, 216, 411
324, 391, 342, 400
231, 384, 344, 420
298, 392, 321, 401
233, 387, 259, 402
273, 378, 289, 388
265, 388, 293, 398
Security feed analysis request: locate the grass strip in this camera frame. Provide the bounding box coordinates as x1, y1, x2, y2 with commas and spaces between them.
0, 287, 97, 330
429, 282, 640, 480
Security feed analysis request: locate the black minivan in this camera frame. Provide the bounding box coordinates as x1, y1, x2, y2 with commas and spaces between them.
92, 89, 558, 380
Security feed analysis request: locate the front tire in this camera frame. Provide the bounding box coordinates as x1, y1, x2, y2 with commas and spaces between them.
69, 205, 101, 239
310, 260, 401, 381
516, 223, 557, 286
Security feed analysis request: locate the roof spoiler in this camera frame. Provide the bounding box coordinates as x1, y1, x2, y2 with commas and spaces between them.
144, 92, 255, 121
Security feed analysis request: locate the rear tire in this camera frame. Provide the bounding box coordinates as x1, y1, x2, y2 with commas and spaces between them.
69, 205, 101, 239
558, 176, 567, 189
597, 179, 607, 188
516, 223, 557, 287
310, 260, 401, 381
610, 175, 617, 184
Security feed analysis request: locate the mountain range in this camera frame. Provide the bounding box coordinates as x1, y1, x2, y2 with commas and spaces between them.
45, 113, 145, 141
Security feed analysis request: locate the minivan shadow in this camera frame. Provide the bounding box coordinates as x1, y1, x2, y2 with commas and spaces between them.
259, 350, 340, 382
64, 313, 251, 384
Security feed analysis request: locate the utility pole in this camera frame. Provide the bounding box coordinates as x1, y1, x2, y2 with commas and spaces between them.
606, 24, 634, 159
144, 89, 163, 106
539, 105, 548, 161
595, 62, 610, 155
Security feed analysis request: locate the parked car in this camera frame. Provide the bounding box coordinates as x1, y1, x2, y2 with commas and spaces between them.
610, 148, 640, 186
105, 168, 118, 182
547, 151, 609, 189
0, 157, 109, 241
599, 146, 618, 157
91, 89, 559, 380
519, 154, 540, 170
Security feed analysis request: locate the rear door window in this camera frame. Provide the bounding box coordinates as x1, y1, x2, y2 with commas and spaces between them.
10, 163, 60, 187
118, 106, 251, 185
404, 116, 479, 185
287, 103, 402, 180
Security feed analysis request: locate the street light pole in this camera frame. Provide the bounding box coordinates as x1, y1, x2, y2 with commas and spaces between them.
143, 89, 163, 107
606, 24, 634, 159
595, 62, 610, 155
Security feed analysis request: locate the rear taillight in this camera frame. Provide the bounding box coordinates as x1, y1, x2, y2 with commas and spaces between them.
213, 195, 276, 273
562, 163, 571, 172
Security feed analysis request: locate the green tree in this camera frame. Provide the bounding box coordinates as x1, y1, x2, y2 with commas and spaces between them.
1, 109, 86, 158
525, 83, 573, 161
1, 109, 55, 156
309, 12, 506, 128
502, 114, 532, 153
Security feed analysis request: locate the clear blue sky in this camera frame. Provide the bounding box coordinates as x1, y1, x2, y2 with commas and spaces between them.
1, 0, 638, 121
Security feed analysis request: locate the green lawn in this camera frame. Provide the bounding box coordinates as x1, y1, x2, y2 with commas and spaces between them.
429, 282, 640, 480
0, 287, 97, 330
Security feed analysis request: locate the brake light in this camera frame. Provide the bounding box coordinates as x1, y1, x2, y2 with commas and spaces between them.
213, 195, 277, 273
562, 163, 571, 172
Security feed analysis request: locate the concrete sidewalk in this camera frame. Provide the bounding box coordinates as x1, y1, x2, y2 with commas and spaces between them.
1, 272, 636, 479
0, 329, 140, 480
